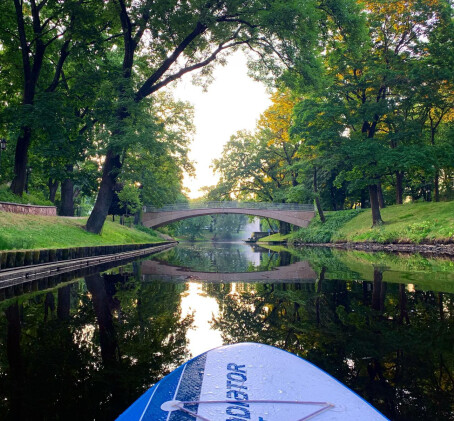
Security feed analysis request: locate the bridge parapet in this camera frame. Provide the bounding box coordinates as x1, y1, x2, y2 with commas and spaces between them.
143, 201, 314, 213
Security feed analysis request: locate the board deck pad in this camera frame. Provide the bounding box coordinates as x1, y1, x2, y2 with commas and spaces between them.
118, 342, 388, 420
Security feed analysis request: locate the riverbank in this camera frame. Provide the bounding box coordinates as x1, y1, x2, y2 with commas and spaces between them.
0, 211, 162, 250
259, 201, 454, 248
296, 241, 454, 256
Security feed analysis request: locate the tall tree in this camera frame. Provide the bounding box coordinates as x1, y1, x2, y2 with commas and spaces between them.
84, 0, 352, 233
212, 89, 304, 232
0, 0, 104, 196
290, 0, 452, 226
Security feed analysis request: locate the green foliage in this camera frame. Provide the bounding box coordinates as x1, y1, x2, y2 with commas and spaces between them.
117, 185, 141, 215
291, 201, 454, 245
121, 93, 195, 209
135, 224, 159, 237
287, 0, 454, 221
167, 213, 249, 241
0, 186, 53, 206
291, 209, 363, 243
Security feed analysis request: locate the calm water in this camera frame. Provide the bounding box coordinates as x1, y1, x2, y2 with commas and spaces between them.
0, 242, 453, 420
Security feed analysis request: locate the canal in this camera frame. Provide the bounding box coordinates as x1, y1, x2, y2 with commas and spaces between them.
0, 242, 453, 420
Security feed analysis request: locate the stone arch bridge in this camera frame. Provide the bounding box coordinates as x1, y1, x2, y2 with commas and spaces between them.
142, 201, 315, 228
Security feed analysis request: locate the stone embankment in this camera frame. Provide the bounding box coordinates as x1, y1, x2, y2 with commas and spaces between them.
296, 242, 454, 256
0, 242, 174, 270
0, 201, 57, 216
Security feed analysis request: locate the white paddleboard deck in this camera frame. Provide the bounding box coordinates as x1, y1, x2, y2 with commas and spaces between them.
118, 342, 388, 420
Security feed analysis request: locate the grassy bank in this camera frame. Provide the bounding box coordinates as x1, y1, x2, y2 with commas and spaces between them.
257, 233, 291, 243
274, 201, 454, 245
0, 212, 162, 250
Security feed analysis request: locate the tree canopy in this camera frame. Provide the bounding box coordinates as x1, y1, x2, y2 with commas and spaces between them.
0, 0, 453, 232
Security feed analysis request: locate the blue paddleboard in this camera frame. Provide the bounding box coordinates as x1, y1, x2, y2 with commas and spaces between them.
118, 342, 388, 420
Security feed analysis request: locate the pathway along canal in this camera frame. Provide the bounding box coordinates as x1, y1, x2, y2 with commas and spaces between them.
0, 242, 453, 420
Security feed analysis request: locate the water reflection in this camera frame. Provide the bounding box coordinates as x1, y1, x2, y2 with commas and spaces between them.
141, 259, 317, 282
153, 242, 296, 272
180, 282, 222, 356
0, 264, 193, 421
0, 243, 453, 420
207, 277, 454, 420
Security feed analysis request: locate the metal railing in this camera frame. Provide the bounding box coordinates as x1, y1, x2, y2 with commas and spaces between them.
143, 201, 314, 213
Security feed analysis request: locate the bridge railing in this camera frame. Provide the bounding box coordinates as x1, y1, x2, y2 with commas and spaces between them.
143, 201, 314, 213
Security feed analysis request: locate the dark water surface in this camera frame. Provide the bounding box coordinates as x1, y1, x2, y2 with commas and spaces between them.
0, 242, 453, 420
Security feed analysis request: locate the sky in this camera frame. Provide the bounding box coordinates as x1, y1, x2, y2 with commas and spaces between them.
170, 51, 271, 199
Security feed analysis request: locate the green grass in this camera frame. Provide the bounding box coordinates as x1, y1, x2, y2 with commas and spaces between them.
257, 233, 291, 243
290, 209, 363, 243
0, 212, 162, 250
291, 201, 454, 244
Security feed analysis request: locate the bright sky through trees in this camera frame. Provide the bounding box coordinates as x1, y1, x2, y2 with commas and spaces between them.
171, 52, 271, 199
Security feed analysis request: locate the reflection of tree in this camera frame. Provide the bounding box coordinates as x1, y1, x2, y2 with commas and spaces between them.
0, 271, 193, 420
209, 277, 454, 420
3, 302, 24, 420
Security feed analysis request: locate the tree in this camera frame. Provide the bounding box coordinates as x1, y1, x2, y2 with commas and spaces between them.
212, 89, 304, 232
290, 0, 453, 226
120, 92, 195, 210
84, 0, 353, 233
0, 0, 105, 196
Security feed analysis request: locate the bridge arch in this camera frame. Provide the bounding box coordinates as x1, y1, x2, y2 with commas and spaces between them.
141, 260, 317, 283
142, 202, 315, 229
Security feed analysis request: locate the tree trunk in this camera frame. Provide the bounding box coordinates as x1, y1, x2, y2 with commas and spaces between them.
330, 186, 338, 211
10, 128, 32, 196
377, 182, 385, 208
60, 167, 75, 216
315, 266, 326, 326
434, 169, 440, 202
134, 211, 141, 225
369, 184, 384, 227
11, 0, 48, 196
57, 285, 71, 321
395, 171, 403, 205
313, 167, 326, 223
85, 273, 120, 366
372, 267, 385, 312
398, 284, 409, 325
279, 221, 291, 235
86, 150, 122, 233
48, 179, 59, 203
5, 302, 24, 419
360, 188, 368, 208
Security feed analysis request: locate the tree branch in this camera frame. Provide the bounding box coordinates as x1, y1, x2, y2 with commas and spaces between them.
13, 0, 31, 78
45, 39, 70, 92
134, 21, 208, 101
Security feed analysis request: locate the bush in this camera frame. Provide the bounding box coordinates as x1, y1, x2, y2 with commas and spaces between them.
135, 224, 159, 238
0, 186, 53, 206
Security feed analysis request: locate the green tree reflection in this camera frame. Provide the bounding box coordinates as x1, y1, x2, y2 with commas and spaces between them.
209, 276, 454, 420
0, 271, 193, 420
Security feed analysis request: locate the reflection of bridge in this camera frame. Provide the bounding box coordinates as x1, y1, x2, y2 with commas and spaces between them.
142, 201, 315, 228
140, 260, 317, 283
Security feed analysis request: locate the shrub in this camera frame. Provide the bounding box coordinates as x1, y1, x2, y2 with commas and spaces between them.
0, 186, 53, 206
